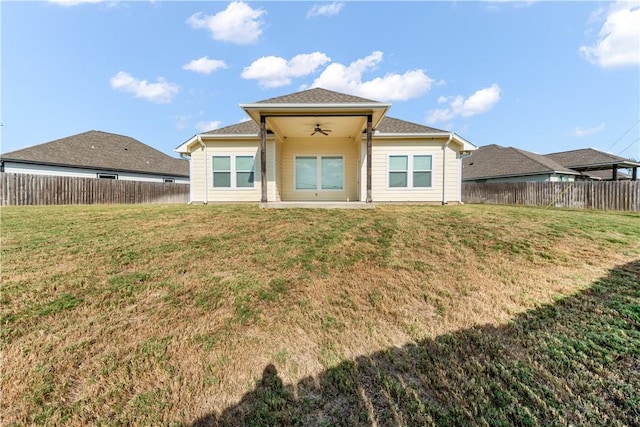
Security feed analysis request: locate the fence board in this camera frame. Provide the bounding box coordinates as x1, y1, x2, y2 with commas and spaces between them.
0, 173, 190, 206
462, 181, 640, 211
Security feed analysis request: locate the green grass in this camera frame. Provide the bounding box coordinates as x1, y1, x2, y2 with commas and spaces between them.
1, 203, 639, 426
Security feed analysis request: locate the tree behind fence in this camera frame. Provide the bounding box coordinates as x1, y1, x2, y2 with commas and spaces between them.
462, 181, 639, 211
1, 173, 190, 206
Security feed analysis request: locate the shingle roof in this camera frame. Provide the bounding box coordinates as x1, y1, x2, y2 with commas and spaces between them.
463, 144, 578, 180
200, 116, 447, 136
376, 116, 447, 134
253, 87, 381, 104
202, 120, 259, 135
545, 148, 640, 168
1, 130, 189, 177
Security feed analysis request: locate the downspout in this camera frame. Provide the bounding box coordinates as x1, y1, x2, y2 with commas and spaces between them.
442, 134, 453, 205
197, 136, 208, 204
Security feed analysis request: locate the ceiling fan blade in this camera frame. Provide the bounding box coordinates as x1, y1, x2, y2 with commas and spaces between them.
321, 130, 329, 135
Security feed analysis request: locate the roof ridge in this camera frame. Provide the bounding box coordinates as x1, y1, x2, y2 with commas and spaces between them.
253, 87, 381, 104
511, 147, 571, 171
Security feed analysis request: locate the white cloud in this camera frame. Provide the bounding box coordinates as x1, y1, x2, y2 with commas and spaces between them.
195, 120, 223, 132
308, 51, 434, 101
187, 2, 266, 45
48, 0, 103, 5
573, 123, 606, 137
183, 56, 228, 74
307, 2, 345, 18
242, 52, 331, 88
580, 1, 640, 68
426, 84, 501, 123
109, 71, 179, 104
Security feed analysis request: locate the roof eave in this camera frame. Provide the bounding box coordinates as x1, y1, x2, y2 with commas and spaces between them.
240, 102, 391, 129
463, 170, 581, 181
374, 132, 475, 151
567, 161, 640, 169
1, 158, 189, 177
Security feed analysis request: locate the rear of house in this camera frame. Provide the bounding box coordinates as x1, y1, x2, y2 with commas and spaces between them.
176, 88, 475, 205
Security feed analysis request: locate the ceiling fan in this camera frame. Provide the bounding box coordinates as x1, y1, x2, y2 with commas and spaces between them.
311, 124, 332, 136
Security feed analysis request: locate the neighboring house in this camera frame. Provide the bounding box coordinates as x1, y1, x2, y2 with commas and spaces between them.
580, 169, 632, 181
175, 88, 476, 205
462, 144, 580, 183
1, 130, 189, 184
544, 148, 639, 181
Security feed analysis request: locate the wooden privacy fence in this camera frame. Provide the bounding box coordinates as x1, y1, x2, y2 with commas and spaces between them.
1, 173, 190, 206
462, 181, 640, 211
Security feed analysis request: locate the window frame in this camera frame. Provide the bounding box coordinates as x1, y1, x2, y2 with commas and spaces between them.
387, 154, 433, 189
211, 154, 256, 189
293, 155, 345, 192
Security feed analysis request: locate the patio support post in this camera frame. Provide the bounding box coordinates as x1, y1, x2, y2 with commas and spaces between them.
260, 115, 267, 202
366, 114, 373, 203
633, 167, 638, 181
612, 164, 618, 181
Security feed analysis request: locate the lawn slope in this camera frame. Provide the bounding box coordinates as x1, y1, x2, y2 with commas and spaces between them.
1, 204, 639, 426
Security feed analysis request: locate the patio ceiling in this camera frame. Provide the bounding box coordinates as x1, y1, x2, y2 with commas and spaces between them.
267, 115, 367, 140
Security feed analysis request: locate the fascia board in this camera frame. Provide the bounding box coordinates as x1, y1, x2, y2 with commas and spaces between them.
240, 103, 391, 128
464, 170, 581, 181
371, 132, 477, 151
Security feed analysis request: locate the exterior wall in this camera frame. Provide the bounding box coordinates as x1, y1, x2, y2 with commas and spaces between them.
369, 138, 461, 203
2, 161, 189, 184
194, 139, 263, 202
280, 137, 358, 201
465, 174, 576, 184
275, 139, 283, 201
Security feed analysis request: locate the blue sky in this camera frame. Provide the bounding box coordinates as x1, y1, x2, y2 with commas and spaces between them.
2, 1, 639, 160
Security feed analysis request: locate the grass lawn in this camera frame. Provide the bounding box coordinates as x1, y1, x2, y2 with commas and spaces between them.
1, 203, 639, 426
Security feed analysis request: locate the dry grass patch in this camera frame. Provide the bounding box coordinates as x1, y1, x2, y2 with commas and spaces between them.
1, 204, 639, 425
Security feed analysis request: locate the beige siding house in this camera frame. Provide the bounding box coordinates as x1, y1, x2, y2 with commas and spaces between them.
176, 88, 476, 205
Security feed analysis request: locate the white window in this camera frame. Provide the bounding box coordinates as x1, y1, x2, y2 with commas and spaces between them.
212, 155, 255, 188
388, 155, 432, 188
295, 156, 344, 191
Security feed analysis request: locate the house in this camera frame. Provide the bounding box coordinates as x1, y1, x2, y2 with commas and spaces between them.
1, 130, 189, 184
544, 148, 639, 181
175, 88, 476, 205
462, 144, 581, 183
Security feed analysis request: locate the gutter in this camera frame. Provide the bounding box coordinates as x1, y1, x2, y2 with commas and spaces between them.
197, 136, 207, 205
442, 134, 453, 205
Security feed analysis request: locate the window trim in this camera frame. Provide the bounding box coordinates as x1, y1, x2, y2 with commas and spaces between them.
387, 154, 433, 190
293, 154, 345, 192
211, 154, 256, 190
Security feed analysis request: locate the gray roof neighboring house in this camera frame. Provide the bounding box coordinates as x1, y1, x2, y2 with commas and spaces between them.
463, 144, 579, 181
544, 148, 640, 171
1, 130, 189, 177
583, 169, 632, 181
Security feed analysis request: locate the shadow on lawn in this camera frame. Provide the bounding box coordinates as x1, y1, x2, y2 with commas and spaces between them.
193, 261, 640, 426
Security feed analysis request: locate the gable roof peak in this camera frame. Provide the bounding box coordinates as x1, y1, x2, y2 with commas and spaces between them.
253, 87, 383, 105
